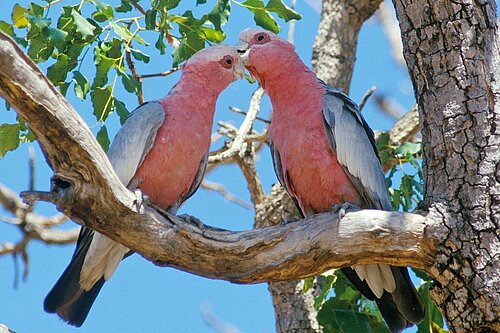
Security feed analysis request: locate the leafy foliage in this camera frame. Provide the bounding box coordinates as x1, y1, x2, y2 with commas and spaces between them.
306, 270, 390, 333
0, 0, 300, 157
377, 133, 423, 212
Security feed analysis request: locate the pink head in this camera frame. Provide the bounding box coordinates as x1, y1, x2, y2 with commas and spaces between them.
181, 44, 245, 94
236, 28, 299, 86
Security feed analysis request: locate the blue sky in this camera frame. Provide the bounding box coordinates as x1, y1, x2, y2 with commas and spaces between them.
0, 1, 417, 332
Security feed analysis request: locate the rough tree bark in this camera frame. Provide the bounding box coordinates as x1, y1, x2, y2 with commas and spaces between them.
393, 0, 500, 331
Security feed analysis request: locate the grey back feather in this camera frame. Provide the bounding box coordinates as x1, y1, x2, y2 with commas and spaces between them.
321, 84, 391, 211
107, 101, 165, 189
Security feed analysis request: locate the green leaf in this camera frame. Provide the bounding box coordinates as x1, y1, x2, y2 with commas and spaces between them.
411, 268, 432, 282
155, 30, 167, 55
110, 21, 132, 41
395, 142, 421, 156
47, 54, 71, 85
197, 0, 207, 4
0, 123, 21, 157
314, 274, 336, 310
133, 34, 149, 45
115, 0, 132, 13
145, 9, 157, 30
162, 0, 182, 11
96, 125, 110, 152
71, 9, 96, 38
25, 15, 51, 30
240, 0, 279, 33
130, 49, 150, 63
199, 26, 225, 42
244, 73, 256, 84
59, 81, 71, 96
28, 2, 45, 17
91, 85, 114, 121
118, 69, 140, 93
72, 71, 91, 100
88, 0, 112, 13
0, 20, 15, 36
265, 0, 301, 21
206, 0, 230, 30
318, 300, 372, 333
114, 98, 129, 125
27, 36, 53, 62
417, 282, 448, 333
12, 4, 29, 28
172, 31, 205, 67
43, 27, 68, 50
92, 39, 122, 89
92, 56, 115, 89
302, 277, 314, 293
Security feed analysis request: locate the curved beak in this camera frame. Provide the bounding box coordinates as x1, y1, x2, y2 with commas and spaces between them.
234, 60, 245, 79
235, 40, 250, 66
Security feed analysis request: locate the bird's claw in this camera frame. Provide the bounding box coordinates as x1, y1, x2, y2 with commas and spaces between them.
179, 214, 206, 231
133, 189, 150, 213
332, 202, 359, 220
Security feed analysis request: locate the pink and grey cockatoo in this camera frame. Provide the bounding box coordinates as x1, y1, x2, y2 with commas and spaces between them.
236, 28, 424, 332
44, 44, 244, 327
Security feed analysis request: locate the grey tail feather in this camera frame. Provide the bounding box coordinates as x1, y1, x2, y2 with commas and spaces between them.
44, 227, 105, 327
341, 266, 425, 333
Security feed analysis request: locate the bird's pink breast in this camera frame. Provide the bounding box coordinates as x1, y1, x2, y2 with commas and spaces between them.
270, 93, 362, 216
132, 104, 212, 210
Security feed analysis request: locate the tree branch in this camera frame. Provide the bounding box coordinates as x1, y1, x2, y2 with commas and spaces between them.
0, 31, 438, 285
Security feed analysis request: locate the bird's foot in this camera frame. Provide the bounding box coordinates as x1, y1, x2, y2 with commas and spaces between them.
179, 214, 206, 231
133, 189, 150, 213
331, 202, 359, 220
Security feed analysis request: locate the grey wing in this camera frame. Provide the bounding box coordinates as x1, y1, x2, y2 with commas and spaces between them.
321, 84, 391, 211
270, 141, 287, 189
107, 101, 165, 188
183, 150, 209, 203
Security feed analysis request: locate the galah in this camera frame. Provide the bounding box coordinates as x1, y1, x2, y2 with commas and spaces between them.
236, 28, 424, 332
44, 44, 244, 327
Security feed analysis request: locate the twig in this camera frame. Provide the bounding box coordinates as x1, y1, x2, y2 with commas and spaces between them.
374, 94, 405, 119
28, 146, 35, 192
201, 180, 252, 210
136, 67, 180, 79
235, 138, 266, 207
201, 304, 244, 333
209, 87, 265, 164
228, 107, 270, 124
125, 23, 144, 105
359, 86, 376, 111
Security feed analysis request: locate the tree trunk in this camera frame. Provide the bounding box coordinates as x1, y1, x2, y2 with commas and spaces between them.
312, 0, 383, 92
393, 0, 500, 331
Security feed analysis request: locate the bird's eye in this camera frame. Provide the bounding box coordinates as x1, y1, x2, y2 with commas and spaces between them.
219, 55, 234, 69
255, 33, 269, 43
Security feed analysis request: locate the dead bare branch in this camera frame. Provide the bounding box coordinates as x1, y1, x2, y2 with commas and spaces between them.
201, 305, 243, 333
209, 87, 265, 164
201, 180, 252, 210
136, 67, 180, 79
